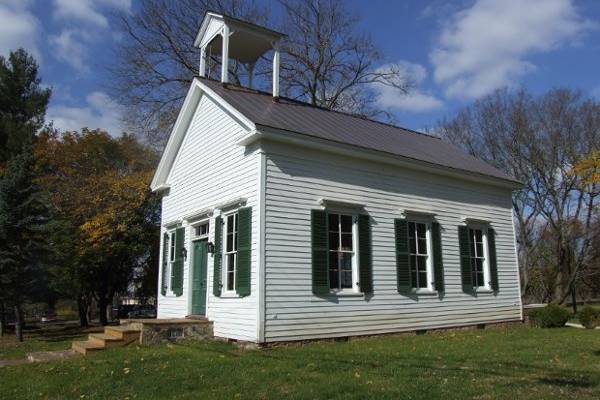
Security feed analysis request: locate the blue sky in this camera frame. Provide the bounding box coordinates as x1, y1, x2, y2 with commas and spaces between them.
1, 0, 599, 135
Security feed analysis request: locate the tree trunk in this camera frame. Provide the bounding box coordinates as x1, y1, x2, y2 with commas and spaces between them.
14, 304, 23, 343
571, 284, 577, 314
77, 295, 89, 327
0, 301, 6, 337
98, 297, 108, 326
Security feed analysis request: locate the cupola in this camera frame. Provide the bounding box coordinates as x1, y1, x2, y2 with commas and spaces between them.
194, 12, 285, 97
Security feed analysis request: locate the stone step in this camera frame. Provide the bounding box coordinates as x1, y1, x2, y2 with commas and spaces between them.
72, 340, 105, 355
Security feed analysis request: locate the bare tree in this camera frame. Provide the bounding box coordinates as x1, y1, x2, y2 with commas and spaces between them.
277, 0, 411, 118
110, 0, 268, 147
111, 0, 411, 147
438, 88, 600, 311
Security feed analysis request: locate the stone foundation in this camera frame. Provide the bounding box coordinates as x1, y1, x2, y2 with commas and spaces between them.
120, 318, 213, 346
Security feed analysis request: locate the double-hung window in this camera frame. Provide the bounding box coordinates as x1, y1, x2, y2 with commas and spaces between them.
223, 212, 238, 292
469, 227, 488, 288
328, 213, 357, 291
168, 230, 176, 292
407, 221, 434, 291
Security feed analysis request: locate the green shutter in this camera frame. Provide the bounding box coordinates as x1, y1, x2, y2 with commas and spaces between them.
358, 214, 373, 294
161, 232, 169, 296
311, 209, 329, 294
171, 227, 185, 296
458, 225, 473, 291
213, 216, 223, 297
395, 219, 410, 292
488, 227, 499, 291
432, 222, 444, 292
236, 207, 252, 297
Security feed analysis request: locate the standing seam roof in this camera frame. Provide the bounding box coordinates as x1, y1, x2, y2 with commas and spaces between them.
198, 77, 517, 183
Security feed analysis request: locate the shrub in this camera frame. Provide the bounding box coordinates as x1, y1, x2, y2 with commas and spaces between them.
578, 305, 599, 329
529, 304, 570, 328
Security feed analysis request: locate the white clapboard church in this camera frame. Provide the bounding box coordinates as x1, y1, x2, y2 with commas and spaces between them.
151, 12, 523, 343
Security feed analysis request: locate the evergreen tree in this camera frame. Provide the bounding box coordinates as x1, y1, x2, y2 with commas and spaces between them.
0, 48, 51, 165
0, 147, 49, 341
0, 48, 51, 341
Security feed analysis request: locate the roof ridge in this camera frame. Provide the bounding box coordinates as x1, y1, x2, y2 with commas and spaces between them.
195, 76, 441, 141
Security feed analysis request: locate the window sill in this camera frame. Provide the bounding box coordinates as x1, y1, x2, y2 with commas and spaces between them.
328, 290, 364, 298
473, 287, 494, 294
410, 289, 438, 296
220, 292, 241, 298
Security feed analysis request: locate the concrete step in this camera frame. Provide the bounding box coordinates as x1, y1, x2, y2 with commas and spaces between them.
88, 333, 124, 348
72, 340, 105, 355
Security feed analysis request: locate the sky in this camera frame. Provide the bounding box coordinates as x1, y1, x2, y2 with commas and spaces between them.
0, 0, 599, 135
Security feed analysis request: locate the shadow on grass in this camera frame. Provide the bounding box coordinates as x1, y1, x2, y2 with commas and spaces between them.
538, 376, 594, 388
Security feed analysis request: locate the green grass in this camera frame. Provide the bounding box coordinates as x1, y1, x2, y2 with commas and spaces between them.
0, 323, 91, 360
1, 325, 599, 399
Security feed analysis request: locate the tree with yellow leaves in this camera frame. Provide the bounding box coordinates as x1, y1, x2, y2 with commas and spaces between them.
35, 129, 160, 325
573, 151, 600, 186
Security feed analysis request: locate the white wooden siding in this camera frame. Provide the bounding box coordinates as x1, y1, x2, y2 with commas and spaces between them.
263, 142, 522, 342
157, 93, 260, 342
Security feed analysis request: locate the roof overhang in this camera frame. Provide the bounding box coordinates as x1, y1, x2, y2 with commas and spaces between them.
237, 126, 523, 191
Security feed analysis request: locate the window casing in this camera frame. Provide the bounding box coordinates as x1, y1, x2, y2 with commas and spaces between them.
469, 227, 490, 289
327, 213, 359, 292
408, 221, 433, 290
223, 212, 238, 292
166, 230, 176, 294
195, 222, 209, 238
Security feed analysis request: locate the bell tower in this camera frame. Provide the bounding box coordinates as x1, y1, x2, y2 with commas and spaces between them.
194, 12, 285, 97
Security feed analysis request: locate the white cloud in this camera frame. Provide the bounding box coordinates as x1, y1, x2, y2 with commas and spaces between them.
47, 91, 126, 135
373, 61, 443, 112
0, 0, 40, 58
53, 0, 108, 27
430, 0, 592, 99
48, 30, 91, 72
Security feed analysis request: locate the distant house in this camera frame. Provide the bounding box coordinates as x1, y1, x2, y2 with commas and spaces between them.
151, 12, 523, 343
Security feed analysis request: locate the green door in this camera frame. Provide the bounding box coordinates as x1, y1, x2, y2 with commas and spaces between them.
191, 240, 208, 315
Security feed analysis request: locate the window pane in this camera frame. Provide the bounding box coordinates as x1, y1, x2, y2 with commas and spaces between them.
328, 214, 339, 231
477, 272, 484, 287
226, 233, 234, 252
475, 258, 483, 273
340, 215, 353, 233
409, 236, 417, 254
408, 222, 415, 238
411, 271, 417, 289
341, 233, 353, 251
476, 242, 483, 257
234, 214, 238, 232
227, 215, 234, 233
341, 269, 353, 288
417, 256, 427, 272
329, 252, 339, 289
418, 238, 428, 255
410, 255, 417, 271
418, 271, 428, 288
416, 223, 426, 238
475, 229, 483, 242
328, 232, 339, 251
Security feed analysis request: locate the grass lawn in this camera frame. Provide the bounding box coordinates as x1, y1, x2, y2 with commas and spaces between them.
1, 325, 599, 399
0, 322, 93, 360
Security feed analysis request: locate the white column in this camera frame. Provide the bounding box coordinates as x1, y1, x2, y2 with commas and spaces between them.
248, 63, 255, 89
272, 49, 280, 97
221, 24, 229, 83
199, 46, 206, 77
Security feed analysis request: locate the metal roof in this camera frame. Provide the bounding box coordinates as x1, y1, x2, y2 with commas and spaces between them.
199, 77, 518, 184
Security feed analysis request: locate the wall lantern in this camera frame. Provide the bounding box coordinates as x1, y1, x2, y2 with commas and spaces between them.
180, 247, 188, 261
207, 242, 215, 254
